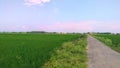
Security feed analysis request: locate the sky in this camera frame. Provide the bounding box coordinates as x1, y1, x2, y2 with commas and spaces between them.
0, 0, 120, 33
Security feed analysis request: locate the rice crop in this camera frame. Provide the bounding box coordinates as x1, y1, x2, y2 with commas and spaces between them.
0, 33, 80, 68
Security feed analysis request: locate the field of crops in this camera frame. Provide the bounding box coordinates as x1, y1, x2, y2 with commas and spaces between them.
0, 33, 80, 68
94, 34, 120, 53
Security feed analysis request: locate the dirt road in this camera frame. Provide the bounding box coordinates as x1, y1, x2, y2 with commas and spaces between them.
87, 35, 120, 68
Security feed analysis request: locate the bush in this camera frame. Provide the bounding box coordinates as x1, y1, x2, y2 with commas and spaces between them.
42, 35, 87, 68
94, 34, 120, 53
105, 38, 112, 46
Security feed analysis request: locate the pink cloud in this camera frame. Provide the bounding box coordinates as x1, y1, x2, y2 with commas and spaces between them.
1, 21, 119, 33
41, 21, 95, 32
94, 21, 120, 32
39, 21, 120, 33
24, 0, 51, 6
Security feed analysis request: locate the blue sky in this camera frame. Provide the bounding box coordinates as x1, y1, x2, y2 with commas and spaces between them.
0, 0, 120, 33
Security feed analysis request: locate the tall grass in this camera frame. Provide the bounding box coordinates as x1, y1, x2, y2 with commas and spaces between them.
43, 35, 87, 68
0, 33, 79, 68
94, 34, 120, 53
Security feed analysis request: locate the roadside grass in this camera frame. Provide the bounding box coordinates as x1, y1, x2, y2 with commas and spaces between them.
93, 34, 120, 53
42, 35, 87, 68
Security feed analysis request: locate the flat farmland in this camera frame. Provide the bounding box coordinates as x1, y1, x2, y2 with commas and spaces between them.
0, 33, 79, 68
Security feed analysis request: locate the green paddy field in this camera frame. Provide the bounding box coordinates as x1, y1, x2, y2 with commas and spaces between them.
0, 33, 87, 68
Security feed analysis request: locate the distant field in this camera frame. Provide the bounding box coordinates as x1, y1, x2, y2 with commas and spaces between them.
0, 33, 80, 68
94, 34, 120, 53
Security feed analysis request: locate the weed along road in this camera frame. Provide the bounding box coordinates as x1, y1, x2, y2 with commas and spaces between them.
87, 35, 120, 68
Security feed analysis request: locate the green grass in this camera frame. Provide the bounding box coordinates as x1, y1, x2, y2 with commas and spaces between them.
0, 33, 80, 68
93, 34, 120, 53
43, 35, 87, 68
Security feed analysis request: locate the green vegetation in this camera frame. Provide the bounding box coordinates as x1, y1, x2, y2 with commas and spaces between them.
43, 35, 87, 68
0, 33, 80, 68
93, 34, 120, 53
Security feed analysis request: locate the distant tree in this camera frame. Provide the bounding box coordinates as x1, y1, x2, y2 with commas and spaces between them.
27, 31, 46, 33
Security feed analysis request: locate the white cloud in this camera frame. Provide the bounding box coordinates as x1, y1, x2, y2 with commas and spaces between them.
24, 0, 51, 6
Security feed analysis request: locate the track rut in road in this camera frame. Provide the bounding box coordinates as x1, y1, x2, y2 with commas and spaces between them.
87, 35, 120, 68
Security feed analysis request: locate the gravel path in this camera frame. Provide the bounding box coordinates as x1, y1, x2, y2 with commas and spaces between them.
87, 35, 120, 68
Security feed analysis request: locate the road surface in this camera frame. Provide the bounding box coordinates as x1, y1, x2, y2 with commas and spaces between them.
87, 35, 120, 68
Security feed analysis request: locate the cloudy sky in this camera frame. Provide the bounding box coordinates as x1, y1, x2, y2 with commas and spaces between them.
0, 0, 120, 33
